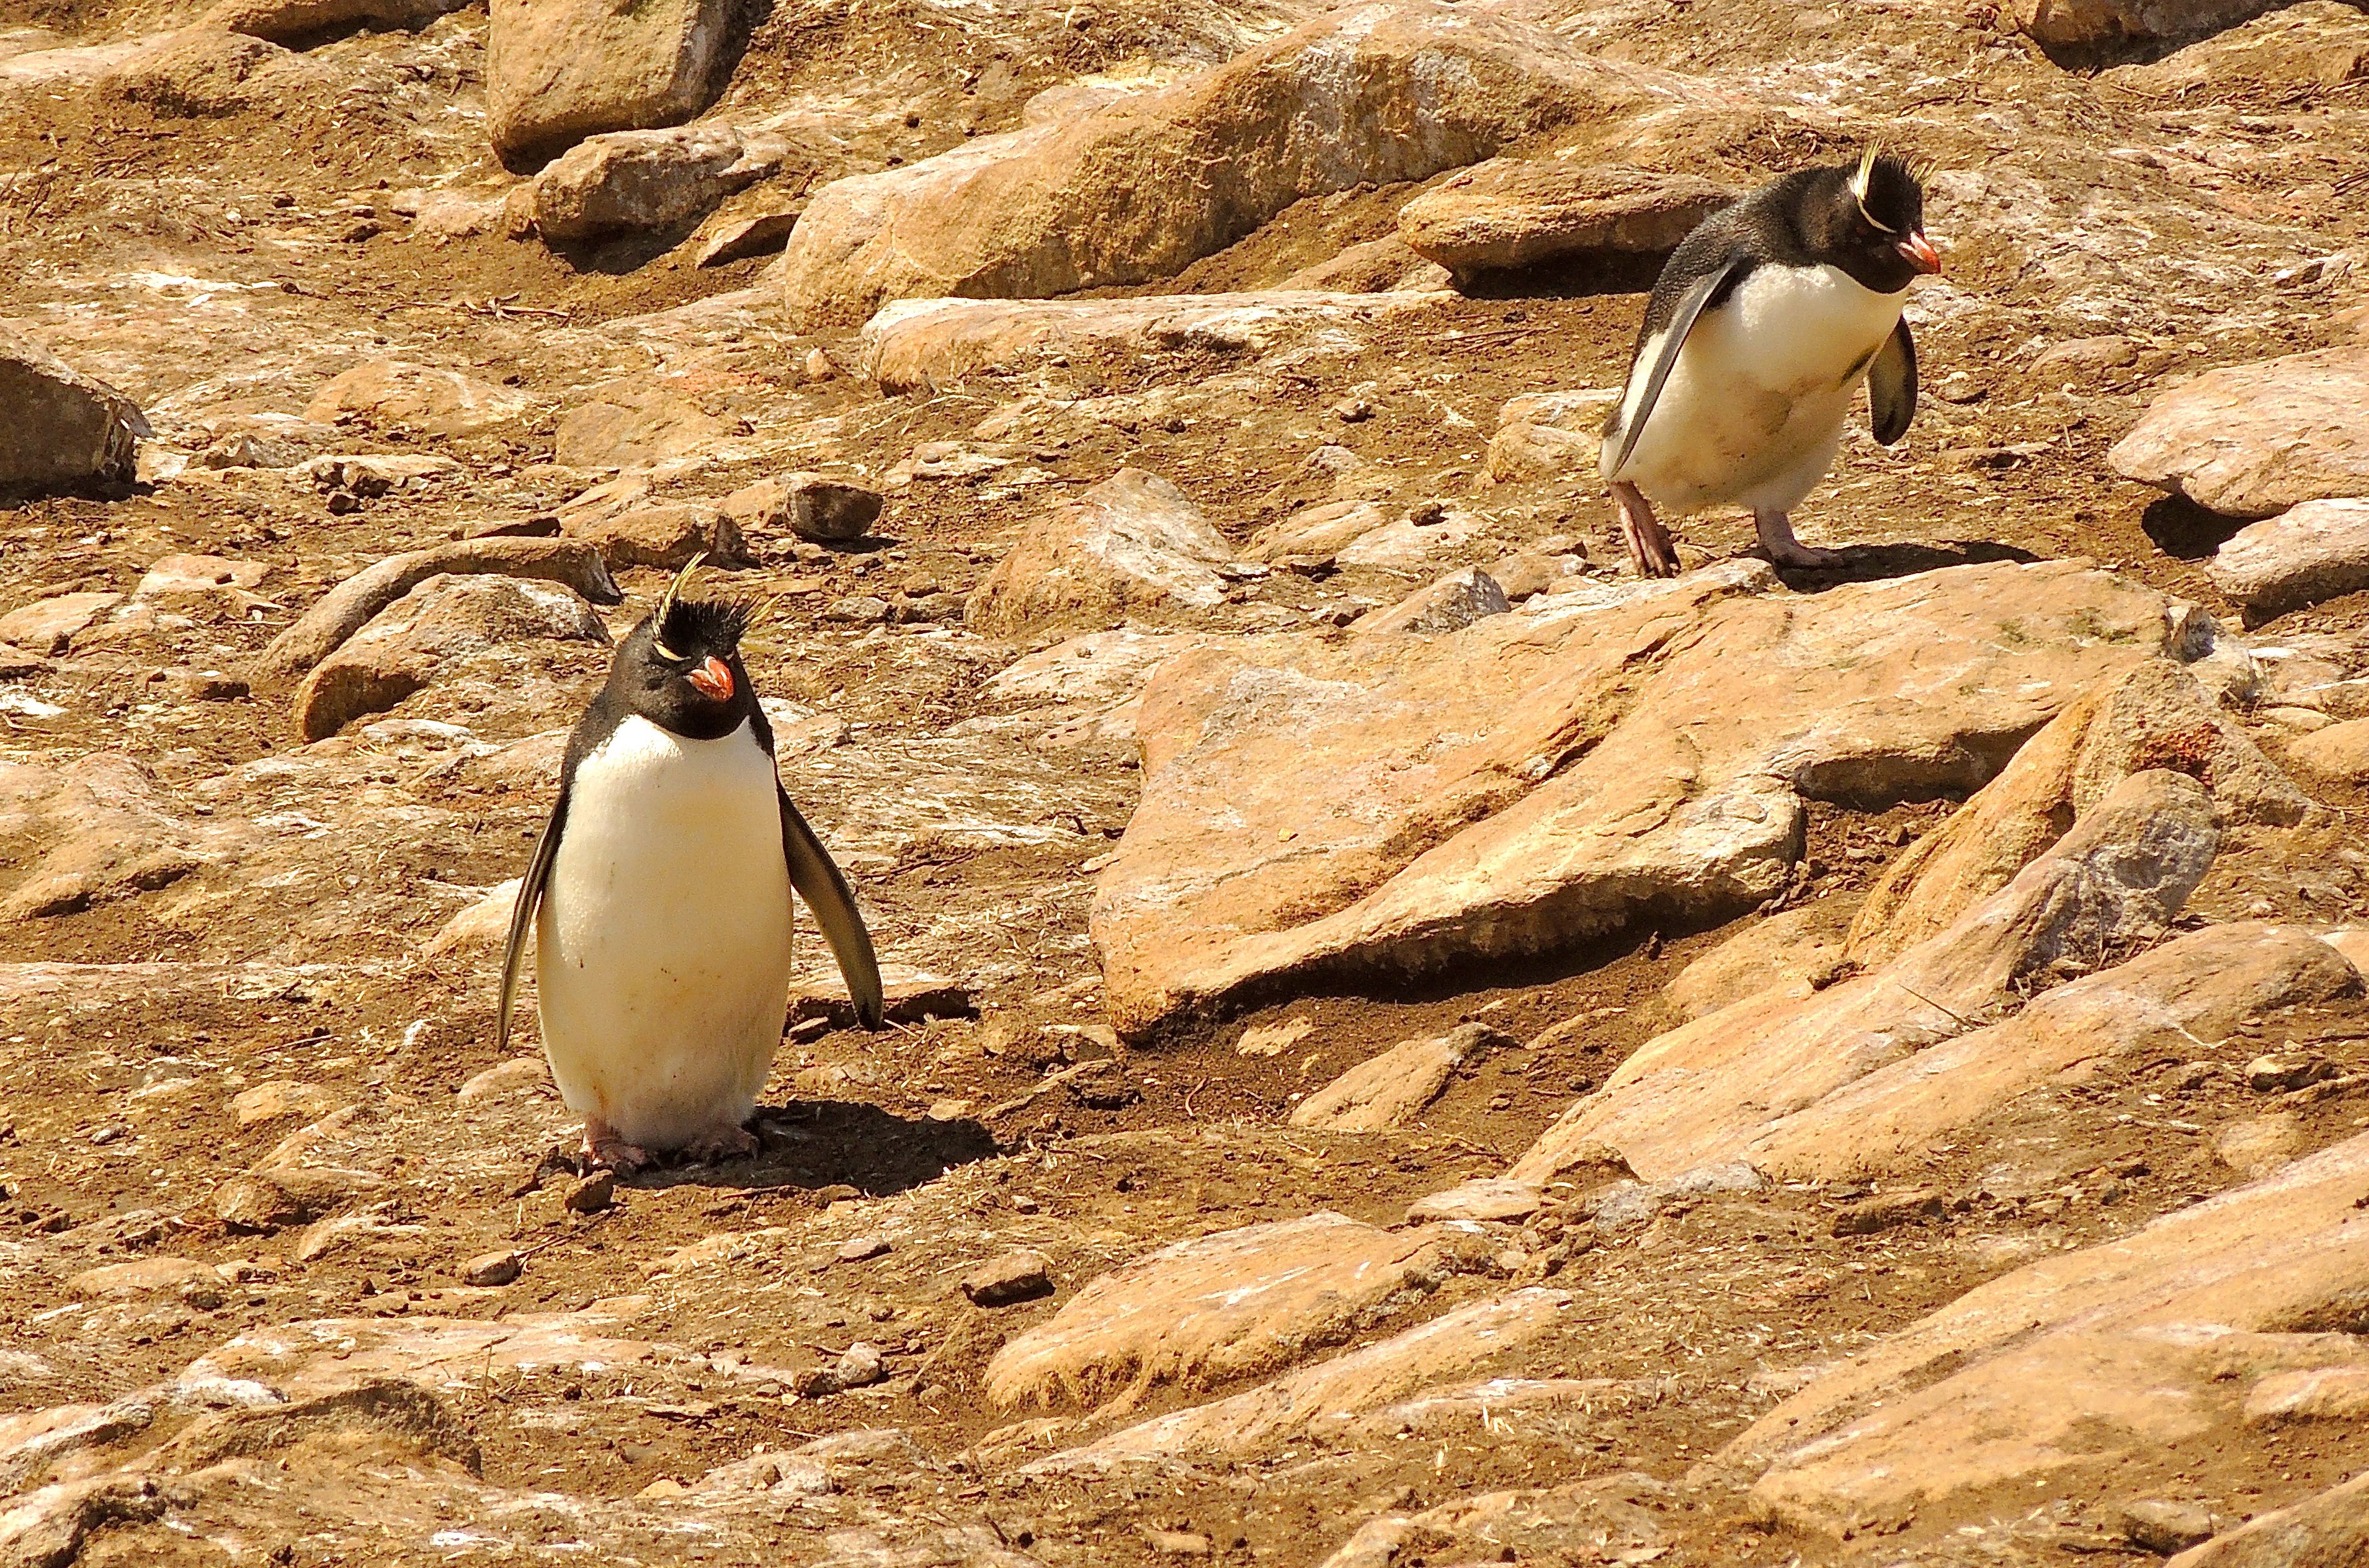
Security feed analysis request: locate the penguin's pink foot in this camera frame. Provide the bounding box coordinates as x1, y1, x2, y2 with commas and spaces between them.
581, 1117, 654, 1173
1612, 481, 1680, 579
681, 1122, 761, 1164
1754, 509, 1846, 571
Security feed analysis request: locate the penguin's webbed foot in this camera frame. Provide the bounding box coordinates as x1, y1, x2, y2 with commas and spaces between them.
1753, 510, 1846, 572
1612, 481, 1680, 579
581, 1117, 654, 1173
682, 1122, 761, 1165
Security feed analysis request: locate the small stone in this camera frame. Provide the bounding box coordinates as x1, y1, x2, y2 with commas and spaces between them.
1935, 372, 1986, 404
463, 1250, 522, 1287
823, 594, 893, 623
455, 1057, 549, 1101
961, 1249, 1054, 1307
1405, 1177, 1543, 1225
2246, 1053, 2331, 1092
2120, 1499, 2215, 1555
564, 1171, 615, 1213
1143, 1529, 1213, 1556
790, 1366, 844, 1398
1332, 396, 1374, 424
834, 1341, 887, 1388
215, 1175, 304, 1234
835, 1235, 890, 1263
781, 473, 885, 542
1832, 1188, 1944, 1237
805, 347, 837, 382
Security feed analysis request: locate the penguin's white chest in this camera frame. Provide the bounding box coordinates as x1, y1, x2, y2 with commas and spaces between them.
1607, 264, 1907, 515
535, 715, 793, 1150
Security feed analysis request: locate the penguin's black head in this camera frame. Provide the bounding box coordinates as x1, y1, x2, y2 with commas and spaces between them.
612, 576, 757, 742
1798, 150, 1941, 295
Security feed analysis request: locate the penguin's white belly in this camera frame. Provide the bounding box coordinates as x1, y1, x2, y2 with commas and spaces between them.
1607, 264, 1906, 515
535, 715, 793, 1151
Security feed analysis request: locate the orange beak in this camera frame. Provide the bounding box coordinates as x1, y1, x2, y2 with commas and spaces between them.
1898, 231, 1942, 275
689, 656, 734, 702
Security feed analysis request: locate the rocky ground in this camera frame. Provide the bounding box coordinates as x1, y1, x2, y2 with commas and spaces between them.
6, 0, 2369, 1563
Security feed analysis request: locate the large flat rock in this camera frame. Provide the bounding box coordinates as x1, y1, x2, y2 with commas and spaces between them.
1844, 657, 2306, 969
780, 2, 1708, 324
2208, 497, 2369, 625
1397, 160, 1731, 275
859, 290, 1447, 394
982, 1212, 1486, 1414
1748, 923, 2362, 1180
1091, 559, 2198, 1041
965, 468, 1235, 638
2110, 347, 2369, 519
1731, 1125, 2369, 1537
1510, 768, 2223, 1183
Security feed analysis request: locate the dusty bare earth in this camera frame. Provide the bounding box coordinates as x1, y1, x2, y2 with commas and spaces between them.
5, 0, 2369, 1564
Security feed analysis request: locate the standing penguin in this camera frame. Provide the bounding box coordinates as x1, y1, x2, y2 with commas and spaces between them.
497, 559, 885, 1170
1599, 149, 1942, 577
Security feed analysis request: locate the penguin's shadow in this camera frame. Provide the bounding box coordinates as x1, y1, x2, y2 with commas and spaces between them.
622, 1100, 1000, 1197
1759, 537, 2041, 589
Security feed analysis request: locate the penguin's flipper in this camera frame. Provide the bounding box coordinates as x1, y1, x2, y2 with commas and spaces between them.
1867, 317, 1917, 446
497, 790, 568, 1056
1602, 256, 1748, 481
780, 789, 886, 1031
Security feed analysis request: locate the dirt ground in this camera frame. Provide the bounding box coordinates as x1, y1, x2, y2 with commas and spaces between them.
4, 0, 2369, 1563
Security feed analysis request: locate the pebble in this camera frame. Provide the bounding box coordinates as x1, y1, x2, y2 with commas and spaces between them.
836, 1235, 891, 1263
2246, 1053, 2331, 1092
462, 1250, 522, 1287
804, 347, 837, 382
215, 1175, 304, 1234
1832, 1187, 1944, 1236
960, 1249, 1054, 1307
824, 594, 893, 623
1144, 1529, 1214, 1556
2120, 1499, 2215, 1554
564, 1172, 615, 1214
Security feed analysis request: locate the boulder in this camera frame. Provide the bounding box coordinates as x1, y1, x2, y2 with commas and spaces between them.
560, 502, 744, 571
0, 324, 148, 490
2168, 1472, 2369, 1567
0, 755, 215, 921
2105, 1, 2369, 93
529, 123, 784, 243
1289, 1023, 1510, 1131
552, 378, 731, 470
2005, 0, 2290, 50
486, 0, 738, 168
106, 27, 301, 117
2207, 498, 2369, 624
205, 0, 467, 43
860, 290, 1447, 395
1734, 1125, 2369, 1539
1844, 659, 2307, 968
2286, 716, 2369, 782
1661, 902, 1849, 1024
782, 3, 1709, 323
2110, 347, 2369, 519
1045, 1288, 1572, 1463
1512, 769, 2223, 1183
1350, 568, 1510, 638
982, 1212, 1486, 1412
293, 573, 611, 741
304, 360, 528, 438
251, 538, 620, 691
1746, 923, 2362, 1181
1398, 161, 1731, 275
1092, 558, 2200, 1041
1484, 386, 1617, 484
0, 592, 124, 656
1244, 500, 1394, 566
966, 469, 1234, 637
726, 474, 884, 542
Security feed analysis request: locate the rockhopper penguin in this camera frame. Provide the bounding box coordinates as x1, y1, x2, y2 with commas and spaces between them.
1599, 149, 1942, 577
498, 558, 886, 1170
